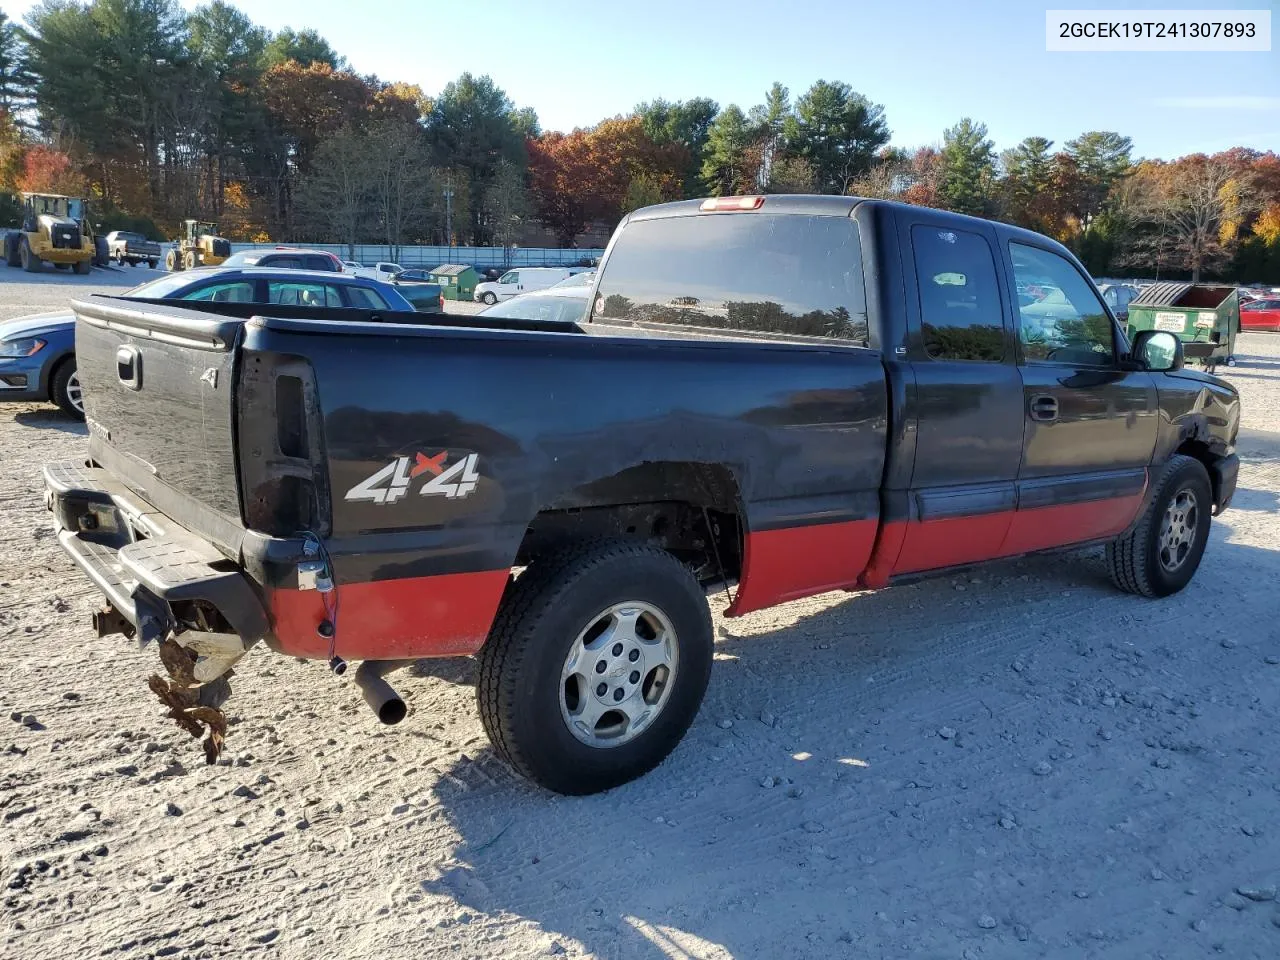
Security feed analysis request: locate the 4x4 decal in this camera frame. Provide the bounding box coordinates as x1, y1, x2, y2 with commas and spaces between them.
345, 451, 480, 504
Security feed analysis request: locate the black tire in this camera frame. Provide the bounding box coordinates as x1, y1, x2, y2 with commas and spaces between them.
73, 259, 90, 275
21, 239, 41, 273
49, 360, 85, 420
4, 233, 19, 267
1106, 455, 1212, 598
477, 539, 713, 795
148, 259, 157, 269
481, 292, 497, 305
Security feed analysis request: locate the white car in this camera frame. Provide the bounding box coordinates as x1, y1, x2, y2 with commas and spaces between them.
342, 260, 361, 275
350, 261, 402, 283
478, 284, 591, 324
473, 267, 575, 305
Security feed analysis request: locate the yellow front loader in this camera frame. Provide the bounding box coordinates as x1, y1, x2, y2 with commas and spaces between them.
3, 193, 97, 274
165, 219, 232, 271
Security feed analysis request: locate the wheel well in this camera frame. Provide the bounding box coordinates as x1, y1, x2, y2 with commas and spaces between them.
515, 462, 744, 589
45, 352, 75, 397
1174, 439, 1219, 502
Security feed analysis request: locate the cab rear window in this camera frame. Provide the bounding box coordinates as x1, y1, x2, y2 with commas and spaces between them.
593, 213, 868, 344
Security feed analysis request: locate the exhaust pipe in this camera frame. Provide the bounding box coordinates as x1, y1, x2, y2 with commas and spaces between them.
352, 660, 413, 725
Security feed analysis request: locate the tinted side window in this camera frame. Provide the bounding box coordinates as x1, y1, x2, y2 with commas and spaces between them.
304, 255, 336, 271
1010, 243, 1115, 366
180, 281, 255, 303
593, 214, 868, 343
267, 281, 341, 307
261, 256, 302, 269
910, 225, 1005, 361
345, 286, 389, 309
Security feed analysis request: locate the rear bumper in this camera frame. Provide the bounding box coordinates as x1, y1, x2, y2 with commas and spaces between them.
44, 460, 270, 680
1210, 453, 1239, 514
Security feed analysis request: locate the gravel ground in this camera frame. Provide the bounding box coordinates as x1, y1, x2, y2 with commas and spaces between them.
3, 270, 1280, 959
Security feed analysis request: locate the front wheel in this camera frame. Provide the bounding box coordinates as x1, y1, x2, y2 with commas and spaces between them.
1107, 455, 1212, 598
481, 292, 497, 305
72, 259, 90, 275
164, 249, 179, 272
183, 250, 197, 270
20, 239, 41, 273
50, 361, 85, 420
477, 540, 713, 795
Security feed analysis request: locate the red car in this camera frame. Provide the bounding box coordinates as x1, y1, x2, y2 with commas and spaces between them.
1240, 297, 1280, 332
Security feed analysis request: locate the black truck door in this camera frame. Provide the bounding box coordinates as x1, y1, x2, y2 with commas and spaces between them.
1002, 238, 1157, 552
883, 211, 1026, 575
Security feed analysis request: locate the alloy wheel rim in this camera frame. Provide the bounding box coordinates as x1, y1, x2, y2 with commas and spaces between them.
1158, 488, 1198, 573
559, 601, 678, 748
66, 372, 84, 414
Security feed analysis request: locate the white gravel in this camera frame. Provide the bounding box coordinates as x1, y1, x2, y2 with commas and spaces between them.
3, 269, 1280, 959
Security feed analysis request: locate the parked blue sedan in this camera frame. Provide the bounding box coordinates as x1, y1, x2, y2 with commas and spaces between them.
0, 267, 415, 419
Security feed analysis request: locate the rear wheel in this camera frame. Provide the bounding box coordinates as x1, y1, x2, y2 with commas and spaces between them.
20, 239, 41, 273
148, 259, 157, 269
53, 262, 69, 270
50, 361, 85, 420
73, 259, 90, 275
477, 540, 713, 795
1107, 455, 1212, 598
4, 233, 19, 267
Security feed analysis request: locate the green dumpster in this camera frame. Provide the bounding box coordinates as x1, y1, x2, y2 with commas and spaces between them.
428, 263, 480, 301
1126, 282, 1239, 372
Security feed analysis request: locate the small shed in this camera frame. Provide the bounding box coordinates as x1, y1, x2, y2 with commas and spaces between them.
429, 264, 480, 301
1127, 282, 1239, 370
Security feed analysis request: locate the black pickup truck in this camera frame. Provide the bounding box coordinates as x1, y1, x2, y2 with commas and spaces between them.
46, 195, 1240, 794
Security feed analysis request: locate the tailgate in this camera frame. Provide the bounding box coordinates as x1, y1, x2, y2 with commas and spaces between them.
72, 296, 247, 555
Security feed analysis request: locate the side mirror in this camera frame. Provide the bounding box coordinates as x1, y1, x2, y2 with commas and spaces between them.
1132, 329, 1183, 372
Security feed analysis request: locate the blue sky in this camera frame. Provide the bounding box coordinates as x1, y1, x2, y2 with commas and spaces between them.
4, 0, 1277, 157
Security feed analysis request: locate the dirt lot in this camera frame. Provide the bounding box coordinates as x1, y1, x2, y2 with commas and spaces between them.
3, 270, 1280, 960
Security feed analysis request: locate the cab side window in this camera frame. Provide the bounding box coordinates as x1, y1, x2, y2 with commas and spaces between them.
911, 225, 1005, 362
181, 281, 255, 303
1010, 243, 1115, 366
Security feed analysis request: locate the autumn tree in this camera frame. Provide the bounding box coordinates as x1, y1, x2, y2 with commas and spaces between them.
18, 144, 87, 195
783, 80, 889, 194
1131, 155, 1256, 281
1000, 136, 1056, 231
527, 130, 592, 245
938, 118, 996, 216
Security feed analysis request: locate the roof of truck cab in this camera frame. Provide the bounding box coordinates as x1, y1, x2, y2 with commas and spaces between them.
625, 194, 1080, 259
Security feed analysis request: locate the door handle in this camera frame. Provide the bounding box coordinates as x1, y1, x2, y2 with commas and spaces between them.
1029, 394, 1058, 422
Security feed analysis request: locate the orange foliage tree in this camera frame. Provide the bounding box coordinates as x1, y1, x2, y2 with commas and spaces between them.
528, 116, 687, 245
16, 145, 86, 195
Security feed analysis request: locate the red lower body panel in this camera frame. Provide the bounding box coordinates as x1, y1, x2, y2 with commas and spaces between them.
1000, 490, 1145, 556
728, 519, 878, 617
267, 569, 510, 660
880, 491, 1147, 582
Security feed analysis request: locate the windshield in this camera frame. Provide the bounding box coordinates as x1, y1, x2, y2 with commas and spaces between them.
552, 272, 595, 288
220, 251, 261, 267
124, 273, 204, 299
481, 292, 588, 324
